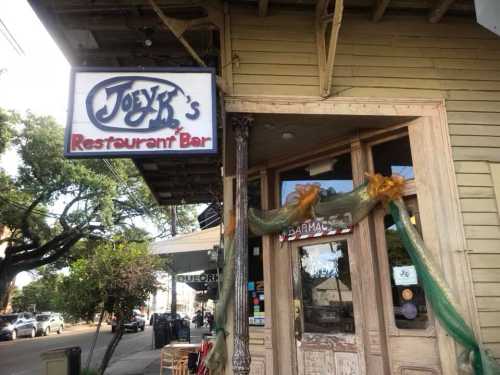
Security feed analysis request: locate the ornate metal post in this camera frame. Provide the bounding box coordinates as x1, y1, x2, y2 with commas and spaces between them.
170, 206, 177, 316
232, 114, 252, 375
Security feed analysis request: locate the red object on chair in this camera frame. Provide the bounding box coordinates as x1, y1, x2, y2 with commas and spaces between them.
197, 340, 213, 375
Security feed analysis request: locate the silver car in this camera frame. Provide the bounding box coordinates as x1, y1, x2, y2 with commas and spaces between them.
0, 313, 37, 340
36, 312, 64, 336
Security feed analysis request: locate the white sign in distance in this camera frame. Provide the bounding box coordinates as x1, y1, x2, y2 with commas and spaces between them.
65, 67, 217, 158
176, 274, 218, 283
393, 265, 418, 286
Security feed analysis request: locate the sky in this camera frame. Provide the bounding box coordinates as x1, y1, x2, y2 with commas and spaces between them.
0, 1, 70, 287
0, 1, 70, 123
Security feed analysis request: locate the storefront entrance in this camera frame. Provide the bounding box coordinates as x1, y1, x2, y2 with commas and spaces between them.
225, 97, 475, 375
292, 236, 364, 374
282, 134, 443, 375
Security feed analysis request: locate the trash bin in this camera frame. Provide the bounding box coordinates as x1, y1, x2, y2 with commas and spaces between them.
177, 319, 191, 342
154, 316, 167, 349
40, 346, 81, 375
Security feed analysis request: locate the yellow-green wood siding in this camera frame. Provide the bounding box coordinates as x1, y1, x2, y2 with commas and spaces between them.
230, 7, 500, 358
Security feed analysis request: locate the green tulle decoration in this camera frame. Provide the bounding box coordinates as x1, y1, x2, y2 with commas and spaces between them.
205, 176, 500, 375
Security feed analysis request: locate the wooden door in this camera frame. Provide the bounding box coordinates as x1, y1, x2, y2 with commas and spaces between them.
292, 236, 365, 375
374, 196, 442, 374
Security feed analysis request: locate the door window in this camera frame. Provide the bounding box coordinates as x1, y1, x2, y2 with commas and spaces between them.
280, 152, 353, 206
299, 240, 355, 334
383, 200, 429, 329
371, 135, 414, 179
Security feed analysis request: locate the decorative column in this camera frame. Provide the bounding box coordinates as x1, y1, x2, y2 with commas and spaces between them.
232, 114, 253, 375
170, 206, 177, 316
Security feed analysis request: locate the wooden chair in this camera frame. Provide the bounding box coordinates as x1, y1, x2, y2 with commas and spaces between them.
160, 346, 197, 375
173, 356, 189, 375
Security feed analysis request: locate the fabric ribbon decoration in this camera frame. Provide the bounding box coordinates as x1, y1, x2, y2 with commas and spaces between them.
205, 174, 500, 375
389, 199, 500, 375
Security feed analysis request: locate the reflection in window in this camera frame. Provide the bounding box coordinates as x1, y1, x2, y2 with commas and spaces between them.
280, 153, 353, 206
300, 240, 355, 334
384, 203, 428, 329
372, 136, 414, 180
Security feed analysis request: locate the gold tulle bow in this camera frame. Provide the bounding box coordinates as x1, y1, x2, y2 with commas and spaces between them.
293, 184, 321, 221
366, 173, 405, 203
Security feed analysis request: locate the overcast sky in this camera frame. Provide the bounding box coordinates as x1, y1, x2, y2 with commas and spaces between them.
0, 1, 69, 121
0, 1, 71, 287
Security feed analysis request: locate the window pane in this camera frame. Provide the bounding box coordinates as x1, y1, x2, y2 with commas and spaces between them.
300, 240, 355, 334
247, 179, 265, 326
372, 136, 414, 179
280, 153, 353, 206
384, 201, 429, 329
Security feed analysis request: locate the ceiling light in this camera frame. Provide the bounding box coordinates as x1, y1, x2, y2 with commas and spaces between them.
281, 132, 295, 140
144, 39, 153, 47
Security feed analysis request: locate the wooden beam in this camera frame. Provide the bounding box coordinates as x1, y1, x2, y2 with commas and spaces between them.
149, 0, 227, 93
372, 0, 391, 22
429, 0, 456, 23
149, 0, 207, 67
316, 0, 344, 97
258, 0, 269, 17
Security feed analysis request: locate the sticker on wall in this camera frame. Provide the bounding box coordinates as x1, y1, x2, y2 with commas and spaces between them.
393, 265, 418, 286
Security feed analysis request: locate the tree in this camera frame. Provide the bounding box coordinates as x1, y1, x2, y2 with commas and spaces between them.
63, 237, 160, 375
0, 108, 13, 155
0, 110, 197, 309
11, 268, 62, 313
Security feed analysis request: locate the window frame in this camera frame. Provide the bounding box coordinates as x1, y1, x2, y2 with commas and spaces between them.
369, 131, 437, 337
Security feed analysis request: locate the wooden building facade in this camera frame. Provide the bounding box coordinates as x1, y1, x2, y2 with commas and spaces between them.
30, 1, 500, 374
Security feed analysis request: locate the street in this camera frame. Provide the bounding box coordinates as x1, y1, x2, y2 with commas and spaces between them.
0, 324, 155, 375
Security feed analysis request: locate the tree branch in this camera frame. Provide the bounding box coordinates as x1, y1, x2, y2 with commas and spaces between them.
14, 232, 83, 271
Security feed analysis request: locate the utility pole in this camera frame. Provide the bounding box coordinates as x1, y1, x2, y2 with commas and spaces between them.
170, 206, 177, 317
232, 114, 252, 375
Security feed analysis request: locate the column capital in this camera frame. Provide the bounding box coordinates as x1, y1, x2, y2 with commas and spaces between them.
231, 114, 253, 141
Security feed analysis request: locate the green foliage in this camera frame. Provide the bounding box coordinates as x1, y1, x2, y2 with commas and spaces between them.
0, 108, 13, 155
11, 269, 62, 313
0, 110, 196, 305
58, 235, 160, 322
10, 234, 161, 323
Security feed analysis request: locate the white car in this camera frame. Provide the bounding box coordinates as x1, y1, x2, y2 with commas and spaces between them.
36, 312, 64, 336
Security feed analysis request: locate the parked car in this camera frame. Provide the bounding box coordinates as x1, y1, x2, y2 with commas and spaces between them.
36, 312, 64, 336
111, 311, 146, 333
0, 312, 37, 340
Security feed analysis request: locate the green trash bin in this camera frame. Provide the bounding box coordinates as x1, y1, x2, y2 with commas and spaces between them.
40, 346, 81, 375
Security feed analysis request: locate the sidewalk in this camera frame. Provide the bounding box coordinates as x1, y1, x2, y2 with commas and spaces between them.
106, 327, 209, 375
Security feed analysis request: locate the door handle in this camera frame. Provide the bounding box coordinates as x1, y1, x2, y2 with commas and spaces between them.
294, 299, 302, 340
294, 299, 301, 320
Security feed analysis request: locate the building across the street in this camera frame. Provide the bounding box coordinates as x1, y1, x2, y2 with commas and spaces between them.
30, 1, 500, 374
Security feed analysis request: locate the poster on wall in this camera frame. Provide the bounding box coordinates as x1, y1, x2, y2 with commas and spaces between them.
64, 67, 217, 158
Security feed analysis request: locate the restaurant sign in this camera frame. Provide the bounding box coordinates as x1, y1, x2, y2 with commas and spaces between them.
176, 274, 218, 283
279, 214, 352, 242
65, 67, 216, 158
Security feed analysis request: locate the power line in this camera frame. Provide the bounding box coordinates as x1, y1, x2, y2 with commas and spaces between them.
102, 159, 156, 219
0, 17, 24, 56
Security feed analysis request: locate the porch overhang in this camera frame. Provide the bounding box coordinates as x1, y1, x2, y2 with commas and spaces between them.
150, 226, 220, 273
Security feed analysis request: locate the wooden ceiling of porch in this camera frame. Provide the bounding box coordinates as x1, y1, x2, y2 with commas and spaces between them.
28, 0, 475, 205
